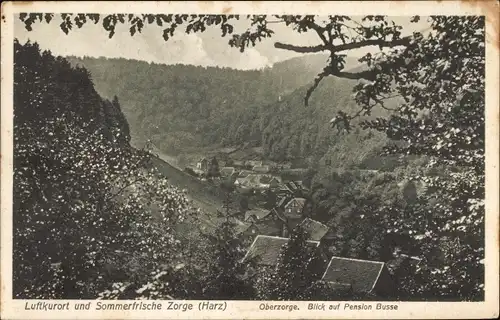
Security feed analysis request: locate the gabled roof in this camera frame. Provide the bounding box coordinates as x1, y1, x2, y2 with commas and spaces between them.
246, 160, 263, 166
260, 175, 279, 184
233, 220, 254, 235
253, 165, 270, 171
220, 167, 235, 175
253, 221, 282, 237
288, 181, 298, 190
241, 174, 261, 185
285, 197, 306, 210
279, 184, 294, 193
283, 198, 307, 219
245, 208, 271, 221
321, 256, 386, 293
238, 170, 253, 178
276, 195, 292, 208
299, 218, 329, 241
242, 235, 320, 266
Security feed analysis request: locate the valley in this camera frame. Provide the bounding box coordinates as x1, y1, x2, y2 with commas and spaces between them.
12, 13, 486, 303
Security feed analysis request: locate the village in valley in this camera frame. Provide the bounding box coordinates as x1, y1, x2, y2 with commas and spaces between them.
173, 153, 418, 298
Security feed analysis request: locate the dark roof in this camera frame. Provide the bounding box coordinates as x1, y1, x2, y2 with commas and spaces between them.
321, 257, 385, 293
277, 195, 292, 208
253, 221, 282, 237
242, 235, 320, 266
285, 198, 306, 210
259, 175, 275, 184
299, 218, 329, 241
245, 208, 271, 221
238, 174, 262, 186
283, 198, 306, 219
279, 184, 294, 193
238, 170, 253, 177
234, 222, 254, 235
246, 160, 263, 166
253, 165, 270, 171
220, 167, 235, 174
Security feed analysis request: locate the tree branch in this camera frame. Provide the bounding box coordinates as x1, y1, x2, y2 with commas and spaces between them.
274, 42, 328, 53
274, 36, 411, 54
333, 70, 377, 81
307, 20, 329, 45
305, 69, 329, 106
333, 37, 411, 52
106, 176, 144, 203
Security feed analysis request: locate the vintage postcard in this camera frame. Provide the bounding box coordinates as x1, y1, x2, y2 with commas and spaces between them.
1, 1, 499, 319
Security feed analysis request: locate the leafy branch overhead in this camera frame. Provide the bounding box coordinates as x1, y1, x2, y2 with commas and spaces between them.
20, 13, 419, 107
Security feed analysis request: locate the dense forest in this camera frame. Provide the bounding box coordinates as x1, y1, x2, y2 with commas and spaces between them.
66, 55, 391, 167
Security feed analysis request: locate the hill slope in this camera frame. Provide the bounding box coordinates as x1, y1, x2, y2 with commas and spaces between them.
67, 54, 394, 169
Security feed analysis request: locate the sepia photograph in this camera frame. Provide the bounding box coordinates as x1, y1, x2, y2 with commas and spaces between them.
1, 1, 498, 319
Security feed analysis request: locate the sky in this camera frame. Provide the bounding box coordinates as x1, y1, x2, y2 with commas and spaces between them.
14, 15, 431, 70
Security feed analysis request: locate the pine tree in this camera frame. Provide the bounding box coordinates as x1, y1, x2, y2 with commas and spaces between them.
256, 226, 319, 300
202, 189, 255, 299
207, 156, 220, 178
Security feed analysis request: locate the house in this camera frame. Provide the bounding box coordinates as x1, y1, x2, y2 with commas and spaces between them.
320, 229, 337, 248
321, 256, 395, 297
276, 194, 294, 209
235, 174, 273, 190
219, 202, 241, 216
277, 181, 305, 196
266, 194, 296, 237
253, 165, 270, 173
299, 218, 330, 242
235, 176, 255, 189
253, 221, 282, 237
233, 219, 260, 242
287, 181, 305, 193
259, 175, 281, 189
277, 163, 292, 170
244, 208, 272, 223
277, 184, 294, 197
218, 160, 227, 168
192, 168, 205, 176
284, 197, 307, 219
220, 167, 236, 177
245, 160, 263, 168
241, 235, 321, 267
237, 170, 254, 178
294, 180, 308, 191
233, 160, 245, 168
196, 158, 209, 172
274, 194, 293, 212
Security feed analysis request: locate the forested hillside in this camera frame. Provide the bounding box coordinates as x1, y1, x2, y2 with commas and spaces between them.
13, 40, 195, 298
66, 55, 392, 167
